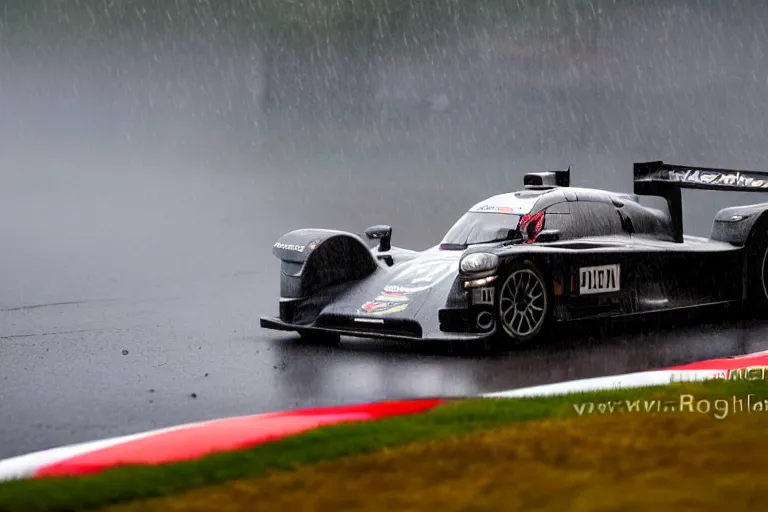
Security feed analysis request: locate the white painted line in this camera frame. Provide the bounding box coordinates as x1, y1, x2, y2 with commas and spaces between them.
732, 349, 768, 359
481, 369, 724, 398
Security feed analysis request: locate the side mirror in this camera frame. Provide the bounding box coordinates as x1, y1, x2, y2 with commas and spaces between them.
365, 225, 392, 252
536, 229, 560, 243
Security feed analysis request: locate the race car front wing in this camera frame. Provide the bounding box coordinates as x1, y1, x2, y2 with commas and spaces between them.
259, 315, 495, 343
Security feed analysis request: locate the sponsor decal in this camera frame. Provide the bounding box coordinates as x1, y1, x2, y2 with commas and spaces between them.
359, 294, 410, 315
274, 242, 306, 252
307, 240, 318, 251
472, 286, 495, 305
572, 394, 768, 419
716, 366, 768, 381
382, 259, 456, 295
354, 317, 385, 324
668, 169, 768, 189
471, 204, 516, 214
578, 264, 620, 295
381, 287, 410, 295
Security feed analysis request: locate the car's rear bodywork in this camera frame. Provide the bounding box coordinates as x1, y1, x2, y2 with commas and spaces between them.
260, 161, 768, 343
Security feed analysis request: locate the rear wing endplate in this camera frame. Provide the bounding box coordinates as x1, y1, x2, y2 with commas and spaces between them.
633, 161, 768, 242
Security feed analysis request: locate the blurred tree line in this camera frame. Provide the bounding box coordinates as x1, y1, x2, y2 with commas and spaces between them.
0, 0, 603, 120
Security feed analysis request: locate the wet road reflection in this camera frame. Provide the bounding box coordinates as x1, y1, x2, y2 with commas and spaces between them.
269, 311, 768, 402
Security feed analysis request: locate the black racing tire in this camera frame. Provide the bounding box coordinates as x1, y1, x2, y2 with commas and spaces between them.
496, 260, 553, 345
298, 330, 342, 346
744, 218, 768, 318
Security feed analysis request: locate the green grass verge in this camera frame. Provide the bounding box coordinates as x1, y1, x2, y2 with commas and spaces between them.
0, 379, 764, 512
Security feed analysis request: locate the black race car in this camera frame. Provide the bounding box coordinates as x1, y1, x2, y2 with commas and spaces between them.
260, 161, 768, 345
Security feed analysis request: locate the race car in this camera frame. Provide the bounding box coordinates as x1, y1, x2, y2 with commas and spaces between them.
260, 161, 768, 346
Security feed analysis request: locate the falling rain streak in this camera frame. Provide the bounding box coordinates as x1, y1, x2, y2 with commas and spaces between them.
3, 0, 768, 459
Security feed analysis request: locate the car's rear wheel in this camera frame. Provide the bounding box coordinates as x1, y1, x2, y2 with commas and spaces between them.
299, 331, 341, 346
745, 219, 768, 318
497, 261, 551, 345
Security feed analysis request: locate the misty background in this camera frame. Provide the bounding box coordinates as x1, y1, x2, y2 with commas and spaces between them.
2, 0, 768, 307
6, 0, 768, 459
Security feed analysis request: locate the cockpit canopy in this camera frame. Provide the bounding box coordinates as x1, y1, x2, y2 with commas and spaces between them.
440, 192, 543, 249
440, 178, 675, 250
439, 211, 523, 249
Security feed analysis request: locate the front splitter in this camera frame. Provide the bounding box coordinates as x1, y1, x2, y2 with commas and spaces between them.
259, 316, 494, 343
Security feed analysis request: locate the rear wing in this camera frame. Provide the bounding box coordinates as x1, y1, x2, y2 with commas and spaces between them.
633, 161, 768, 242
634, 161, 768, 192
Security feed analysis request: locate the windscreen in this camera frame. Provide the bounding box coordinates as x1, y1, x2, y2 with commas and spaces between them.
440, 212, 522, 248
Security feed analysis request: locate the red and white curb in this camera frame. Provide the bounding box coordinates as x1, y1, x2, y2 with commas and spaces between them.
0, 400, 444, 482
2, 350, 768, 482
0, 420, 218, 482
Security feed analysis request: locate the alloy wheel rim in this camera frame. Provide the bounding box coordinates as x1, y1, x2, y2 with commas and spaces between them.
499, 268, 547, 339
761, 246, 768, 300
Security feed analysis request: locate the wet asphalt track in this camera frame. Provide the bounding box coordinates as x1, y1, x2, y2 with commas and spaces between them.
3, 138, 768, 460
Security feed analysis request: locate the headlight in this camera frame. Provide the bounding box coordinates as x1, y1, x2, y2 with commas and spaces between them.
460, 253, 499, 273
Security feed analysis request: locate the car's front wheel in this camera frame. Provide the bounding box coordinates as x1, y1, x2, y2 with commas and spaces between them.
497, 261, 551, 345
744, 219, 768, 318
